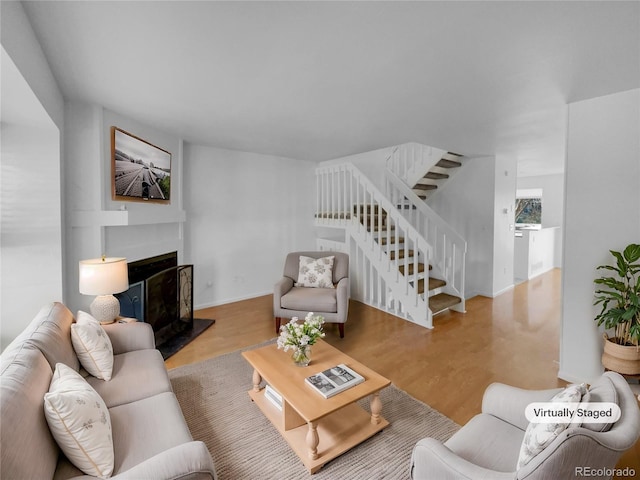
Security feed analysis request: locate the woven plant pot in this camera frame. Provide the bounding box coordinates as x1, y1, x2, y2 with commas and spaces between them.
602, 335, 640, 375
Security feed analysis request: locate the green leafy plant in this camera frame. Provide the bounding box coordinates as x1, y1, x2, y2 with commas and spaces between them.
594, 243, 640, 346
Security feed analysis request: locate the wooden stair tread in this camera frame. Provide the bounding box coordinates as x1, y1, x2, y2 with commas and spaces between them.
398, 263, 425, 275
436, 159, 462, 168
388, 249, 413, 260
412, 277, 446, 294
315, 212, 351, 219
429, 293, 462, 313
413, 184, 438, 191
375, 236, 404, 246
424, 172, 449, 180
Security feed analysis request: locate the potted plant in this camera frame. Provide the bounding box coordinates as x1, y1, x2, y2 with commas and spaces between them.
594, 243, 640, 375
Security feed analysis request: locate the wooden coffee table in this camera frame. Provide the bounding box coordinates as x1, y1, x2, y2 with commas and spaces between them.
242, 339, 391, 473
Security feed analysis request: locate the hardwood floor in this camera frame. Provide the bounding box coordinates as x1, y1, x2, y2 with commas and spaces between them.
166, 268, 639, 475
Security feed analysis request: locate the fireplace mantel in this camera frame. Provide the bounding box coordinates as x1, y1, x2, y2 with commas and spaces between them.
70, 209, 186, 227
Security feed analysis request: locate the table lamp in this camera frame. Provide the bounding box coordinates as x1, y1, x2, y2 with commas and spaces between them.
79, 256, 129, 324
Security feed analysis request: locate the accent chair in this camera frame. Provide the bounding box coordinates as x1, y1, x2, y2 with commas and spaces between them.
274, 251, 349, 338
410, 371, 640, 480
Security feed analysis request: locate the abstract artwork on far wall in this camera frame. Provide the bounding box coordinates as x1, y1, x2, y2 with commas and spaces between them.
111, 126, 171, 203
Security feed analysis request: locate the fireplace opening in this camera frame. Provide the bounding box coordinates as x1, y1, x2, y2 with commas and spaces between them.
115, 252, 214, 359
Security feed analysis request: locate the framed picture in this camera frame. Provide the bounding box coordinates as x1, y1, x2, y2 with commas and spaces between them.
111, 126, 171, 203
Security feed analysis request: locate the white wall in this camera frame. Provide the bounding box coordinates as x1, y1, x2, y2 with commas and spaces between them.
64, 102, 185, 313
184, 144, 316, 309
0, 1, 64, 129
1, 3, 65, 349
492, 155, 517, 295
1, 119, 61, 349
428, 157, 497, 298
560, 89, 640, 383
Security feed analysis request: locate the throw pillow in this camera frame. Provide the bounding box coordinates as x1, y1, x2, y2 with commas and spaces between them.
44, 363, 114, 479
296, 255, 335, 288
517, 383, 587, 469
71, 311, 114, 381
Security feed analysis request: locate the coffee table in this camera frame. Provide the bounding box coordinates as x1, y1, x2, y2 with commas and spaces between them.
242, 339, 391, 473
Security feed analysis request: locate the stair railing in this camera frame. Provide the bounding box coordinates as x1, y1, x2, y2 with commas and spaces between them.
385, 169, 466, 310
315, 162, 434, 327
386, 143, 447, 188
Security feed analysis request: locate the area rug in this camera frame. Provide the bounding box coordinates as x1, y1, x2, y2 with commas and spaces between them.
168, 341, 460, 479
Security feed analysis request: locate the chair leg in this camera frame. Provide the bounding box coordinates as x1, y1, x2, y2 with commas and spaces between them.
338, 323, 345, 338
275, 317, 282, 334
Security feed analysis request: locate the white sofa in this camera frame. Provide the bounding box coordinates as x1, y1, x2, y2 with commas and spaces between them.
1, 302, 216, 479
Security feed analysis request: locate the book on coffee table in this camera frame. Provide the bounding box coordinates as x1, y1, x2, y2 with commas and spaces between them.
305, 364, 364, 398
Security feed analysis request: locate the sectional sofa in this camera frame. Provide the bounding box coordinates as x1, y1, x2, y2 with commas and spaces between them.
0, 302, 216, 479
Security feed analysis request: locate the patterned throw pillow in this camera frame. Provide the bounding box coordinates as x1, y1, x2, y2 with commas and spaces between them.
72, 311, 114, 381
44, 363, 114, 479
517, 383, 587, 469
296, 256, 335, 288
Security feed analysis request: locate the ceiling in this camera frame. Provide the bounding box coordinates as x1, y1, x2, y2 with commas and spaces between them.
21, 1, 640, 176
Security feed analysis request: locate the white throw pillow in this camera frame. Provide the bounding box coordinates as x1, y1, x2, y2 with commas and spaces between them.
296, 255, 335, 288
44, 363, 114, 479
517, 383, 587, 469
71, 311, 114, 381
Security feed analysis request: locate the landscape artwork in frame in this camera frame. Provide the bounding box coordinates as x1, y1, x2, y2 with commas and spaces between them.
111, 126, 171, 203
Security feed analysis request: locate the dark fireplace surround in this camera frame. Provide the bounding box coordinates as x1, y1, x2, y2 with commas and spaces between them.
115, 251, 213, 358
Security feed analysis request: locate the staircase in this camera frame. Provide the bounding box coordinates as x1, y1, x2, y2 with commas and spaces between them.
315, 149, 466, 328
354, 204, 461, 317
412, 153, 463, 200
386, 142, 465, 201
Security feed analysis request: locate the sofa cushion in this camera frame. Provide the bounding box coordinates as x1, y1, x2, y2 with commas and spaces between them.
6, 302, 79, 372
281, 286, 338, 312
0, 343, 60, 480
108, 392, 193, 474
445, 413, 525, 472
72, 311, 114, 381
44, 363, 114, 479
295, 255, 335, 288
86, 349, 172, 408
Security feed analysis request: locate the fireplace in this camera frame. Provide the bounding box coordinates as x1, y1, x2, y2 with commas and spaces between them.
115, 252, 214, 358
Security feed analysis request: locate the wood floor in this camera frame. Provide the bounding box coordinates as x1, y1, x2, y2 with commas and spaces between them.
166, 268, 639, 475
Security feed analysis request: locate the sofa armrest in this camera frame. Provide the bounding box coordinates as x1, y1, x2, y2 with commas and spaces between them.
411, 437, 515, 480
112, 441, 216, 480
336, 277, 349, 322
482, 383, 563, 431
273, 277, 294, 311
102, 321, 156, 354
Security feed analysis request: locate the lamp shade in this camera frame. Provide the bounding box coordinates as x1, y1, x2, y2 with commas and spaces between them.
79, 257, 129, 295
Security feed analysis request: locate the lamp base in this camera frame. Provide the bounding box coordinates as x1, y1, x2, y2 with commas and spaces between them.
90, 295, 121, 324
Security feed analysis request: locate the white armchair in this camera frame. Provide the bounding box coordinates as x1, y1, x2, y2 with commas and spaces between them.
410, 372, 640, 480
273, 251, 349, 338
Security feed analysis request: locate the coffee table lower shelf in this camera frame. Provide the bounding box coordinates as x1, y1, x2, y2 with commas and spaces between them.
248, 388, 389, 474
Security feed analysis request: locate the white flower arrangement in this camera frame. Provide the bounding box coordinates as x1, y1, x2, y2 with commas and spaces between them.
277, 312, 325, 353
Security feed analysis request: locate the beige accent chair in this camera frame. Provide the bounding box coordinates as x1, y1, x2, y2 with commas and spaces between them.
274, 251, 349, 338
410, 372, 640, 480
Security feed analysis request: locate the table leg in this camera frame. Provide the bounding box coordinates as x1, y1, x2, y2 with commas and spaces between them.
252, 369, 262, 392
306, 421, 319, 460
370, 391, 382, 425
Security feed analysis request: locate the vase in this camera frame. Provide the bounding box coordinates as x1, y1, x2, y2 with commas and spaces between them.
292, 345, 311, 367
